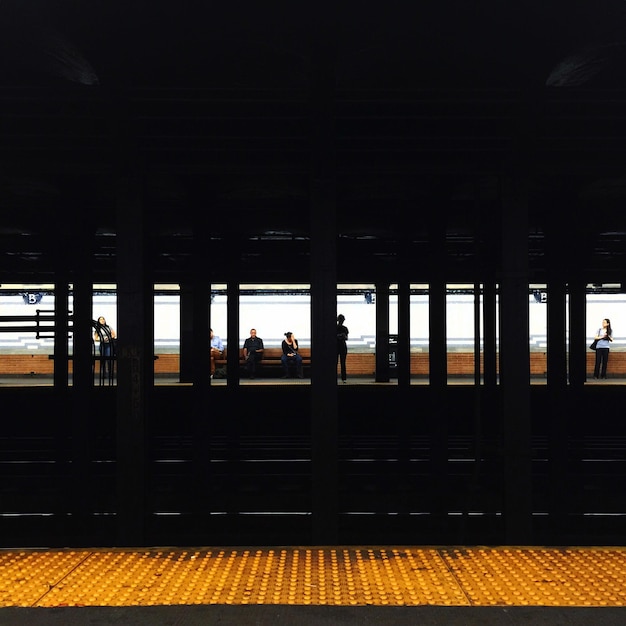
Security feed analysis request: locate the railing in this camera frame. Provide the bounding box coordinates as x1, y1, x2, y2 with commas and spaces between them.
0, 312, 118, 386
0, 309, 61, 337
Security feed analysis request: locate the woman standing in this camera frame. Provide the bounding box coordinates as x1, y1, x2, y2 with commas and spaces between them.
336, 314, 349, 383
593, 318, 613, 379
94, 316, 116, 378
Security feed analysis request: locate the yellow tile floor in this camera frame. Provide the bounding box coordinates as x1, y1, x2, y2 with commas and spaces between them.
0, 546, 625, 608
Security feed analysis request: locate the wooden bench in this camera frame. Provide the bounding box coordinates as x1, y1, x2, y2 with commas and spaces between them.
215, 349, 379, 377
215, 347, 311, 377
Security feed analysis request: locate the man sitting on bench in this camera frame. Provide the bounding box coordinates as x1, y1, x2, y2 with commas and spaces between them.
243, 328, 264, 379
281, 331, 303, 379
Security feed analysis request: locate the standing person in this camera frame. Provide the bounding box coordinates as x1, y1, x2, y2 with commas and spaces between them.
281, 331, 303, 378
210, 328, 224, 378
94, 316, 116, 378
593, 318, 613, 379
243, 328, 264, 379
336, 314, 349, 383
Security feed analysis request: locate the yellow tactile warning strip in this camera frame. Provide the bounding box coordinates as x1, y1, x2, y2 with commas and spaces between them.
0, 546, 625, 608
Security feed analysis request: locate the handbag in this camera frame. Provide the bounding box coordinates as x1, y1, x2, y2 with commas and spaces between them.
590, 339, 598, 351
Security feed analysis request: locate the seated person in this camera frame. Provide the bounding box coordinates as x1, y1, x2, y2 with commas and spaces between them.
281, 331, 303, 378
210, 328, 224, 377
243, 328, 264, 379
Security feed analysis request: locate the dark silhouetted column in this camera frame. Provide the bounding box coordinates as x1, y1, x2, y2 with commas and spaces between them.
309, 5, 338, 544
499, 175, 532, 544
116, 174, 150, 546
375, 282, 390, 382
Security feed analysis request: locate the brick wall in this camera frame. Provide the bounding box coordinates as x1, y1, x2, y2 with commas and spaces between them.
0, 354, 57, 375
0, 352, 623, 377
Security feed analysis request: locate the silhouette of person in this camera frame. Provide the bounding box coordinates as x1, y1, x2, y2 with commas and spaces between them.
337, 314, 349, 383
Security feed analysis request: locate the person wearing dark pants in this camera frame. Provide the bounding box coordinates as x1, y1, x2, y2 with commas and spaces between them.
243, 328, 264, 379
281, 331, 303, 378
337, 314, 349, 383
593, 318, 613, 379
94, 316, 116, 380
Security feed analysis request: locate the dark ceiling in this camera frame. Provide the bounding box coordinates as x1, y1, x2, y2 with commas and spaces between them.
1, 1, 626, 283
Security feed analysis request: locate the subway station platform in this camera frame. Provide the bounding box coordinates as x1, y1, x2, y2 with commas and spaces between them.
1, 545, 625, 625
2, 373, 625, 387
